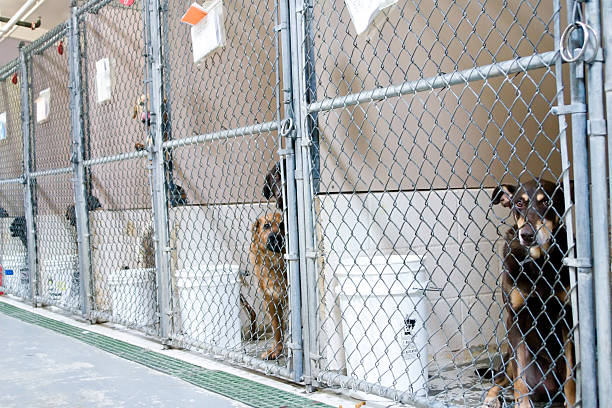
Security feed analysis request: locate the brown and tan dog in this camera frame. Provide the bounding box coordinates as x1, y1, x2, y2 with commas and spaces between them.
484, 179, 575, 407
250, 213, 287, 360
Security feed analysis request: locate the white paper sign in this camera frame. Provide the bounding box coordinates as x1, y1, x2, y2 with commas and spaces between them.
344, 0, 397, 35
95, 58, 113, 103
0, 112, 6, 141
191, 0, 226, 64
36, 88, 50, 123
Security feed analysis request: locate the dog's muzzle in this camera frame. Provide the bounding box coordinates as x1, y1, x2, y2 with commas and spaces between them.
266, 233, 285, 253
519, 225, 536, 247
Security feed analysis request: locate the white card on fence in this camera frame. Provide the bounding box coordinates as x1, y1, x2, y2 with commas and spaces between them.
36, 88, 50, 123
344, 0, 397, 35
191, 0, 226, 64
95, 58, 112, 104
0, 112, 6, 141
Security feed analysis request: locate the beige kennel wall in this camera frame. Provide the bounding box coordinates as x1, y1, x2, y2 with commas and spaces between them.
313, 0, 564, 192
0, 74, 25, 217
162, 0, 281, 206
35, 1, 564, 206
0, 76, 24, 181
82, 5, 151, 210
18, 2, 565, 208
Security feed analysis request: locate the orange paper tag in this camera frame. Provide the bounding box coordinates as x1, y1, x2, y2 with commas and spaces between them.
181, 3, 208, 25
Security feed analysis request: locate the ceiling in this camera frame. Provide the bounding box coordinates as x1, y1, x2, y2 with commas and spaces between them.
0, 0, 71, 64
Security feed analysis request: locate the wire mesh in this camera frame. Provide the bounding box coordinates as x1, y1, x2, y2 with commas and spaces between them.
26, 30, 81, 311
304, 0, 577, 406
0, 65, 29, 299
79, 1, 159, 335
0, 0, 604, 406
159, 0, 294, 378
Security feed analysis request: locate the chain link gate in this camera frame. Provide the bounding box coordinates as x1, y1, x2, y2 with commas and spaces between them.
0, 61, 28, 300
0, 0, 609, 406
75, 0, 160, 335
152, 0, 303, 380
25, 25, 82, 312
287, 0, 602, 406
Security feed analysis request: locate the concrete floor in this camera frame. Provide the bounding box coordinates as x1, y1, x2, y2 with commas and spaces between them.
0, 313, 247, 408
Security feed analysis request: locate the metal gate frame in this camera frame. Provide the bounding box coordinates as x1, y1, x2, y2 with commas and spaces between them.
0, 0, 609, 406
286, 0, 609, 407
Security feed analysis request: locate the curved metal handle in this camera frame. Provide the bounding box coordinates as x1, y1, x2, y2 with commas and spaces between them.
560, 21, 599, 63
279, 117, 294, 137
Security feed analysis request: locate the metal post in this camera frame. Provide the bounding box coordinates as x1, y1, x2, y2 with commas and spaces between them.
277, 0, 303, 383
19, 42, 37, 305
564, 1, 597, 406
553, 0, 581, 403
146, 0, 173, 342
288, 0, 318, 389
586, 0, 612, 405
69, 0, 93, 318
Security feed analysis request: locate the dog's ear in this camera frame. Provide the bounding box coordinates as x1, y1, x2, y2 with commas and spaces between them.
263, 173, 273, 199
492, 184, 516, 207
87, 195, 101, 211
251, 219, 260, 241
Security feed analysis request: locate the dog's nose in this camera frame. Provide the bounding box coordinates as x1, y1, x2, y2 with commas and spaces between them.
520, 229, 535, 244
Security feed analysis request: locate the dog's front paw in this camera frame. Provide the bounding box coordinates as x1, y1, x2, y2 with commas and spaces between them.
482, 396, 502, 408
260, 347, 283, 360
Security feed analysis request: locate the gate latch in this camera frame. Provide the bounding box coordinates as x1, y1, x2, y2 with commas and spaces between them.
563, 257, 592, 269
279, 117, 294, 138
559, 21, 599, 63
551, 103, 587, 116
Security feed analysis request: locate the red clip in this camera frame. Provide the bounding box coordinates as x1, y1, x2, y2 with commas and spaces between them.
58, 40, 64, 55
11, 72, 18, 85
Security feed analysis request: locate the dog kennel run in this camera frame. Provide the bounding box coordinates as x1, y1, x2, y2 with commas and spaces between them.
0, 0, 610, 406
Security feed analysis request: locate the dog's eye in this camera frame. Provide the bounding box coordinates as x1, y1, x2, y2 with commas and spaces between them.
263, 222, 271, 230
515, 199, 525, 209
540, 199, 550, 207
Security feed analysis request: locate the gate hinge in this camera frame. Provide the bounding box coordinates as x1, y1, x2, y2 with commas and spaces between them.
309, 353, 323, 361
305, 250, 318, 259
287, 342, 302, 351
551, 103, 587, 116
587, 119, 607, 136
563, 257, 592, 268
277, 148, 293, 157
284, 253, 299, 261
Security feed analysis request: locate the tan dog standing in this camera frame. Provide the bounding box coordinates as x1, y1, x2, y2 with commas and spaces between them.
250, 213, 287, 360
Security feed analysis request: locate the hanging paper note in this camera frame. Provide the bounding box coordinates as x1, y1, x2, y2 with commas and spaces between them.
0, 112, 6, 141
36, 88, 50, 123
191, 0, 226, 64
181, 2, 208, 25
344, 0, 398, 35
95, 58, 113, 104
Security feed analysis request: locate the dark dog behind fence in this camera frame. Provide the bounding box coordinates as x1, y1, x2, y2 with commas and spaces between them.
485, 179, 574, 407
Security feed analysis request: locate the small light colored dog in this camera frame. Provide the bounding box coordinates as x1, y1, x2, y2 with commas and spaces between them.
249, 213, 287, 360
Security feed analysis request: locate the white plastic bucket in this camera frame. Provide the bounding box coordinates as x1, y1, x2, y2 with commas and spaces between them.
41, 254, 78, 308
108, 268, 157, 328
337, 254, 428, 396
1, 254, 28, 297
176, 264, 240, 349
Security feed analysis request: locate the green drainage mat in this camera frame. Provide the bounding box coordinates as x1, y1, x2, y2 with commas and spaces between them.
0, 302, 332, 408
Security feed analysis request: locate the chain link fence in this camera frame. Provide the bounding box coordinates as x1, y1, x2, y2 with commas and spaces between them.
0, 0, 610, 407
0, 61, 28, 299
